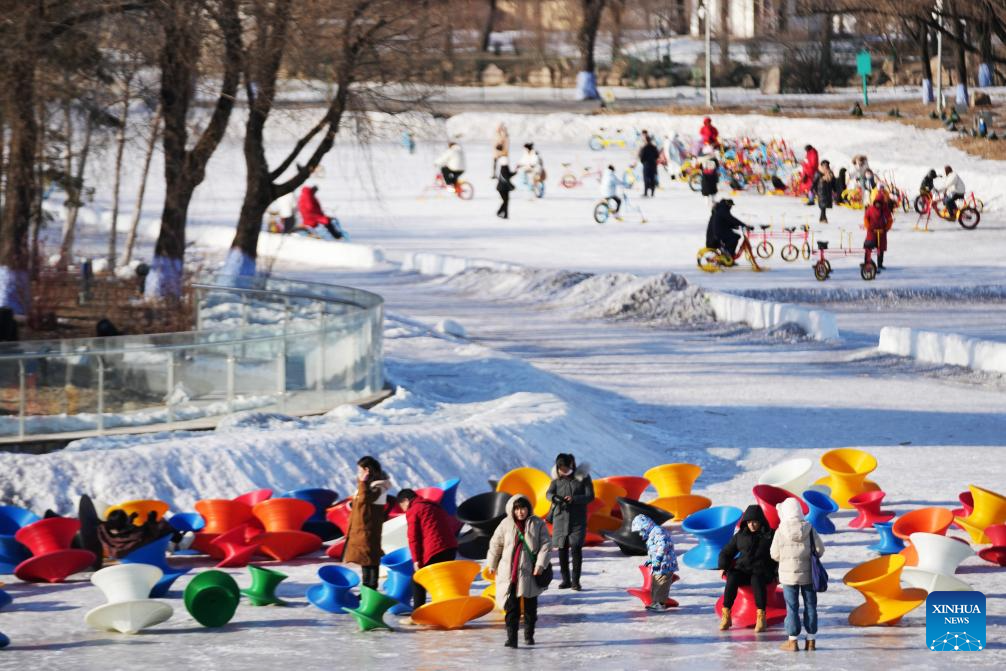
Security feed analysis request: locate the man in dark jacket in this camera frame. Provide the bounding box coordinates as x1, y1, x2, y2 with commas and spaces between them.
718, 504, 777, 632
705, 199, 746, 256
496, 157, 515, 219
638, 134, 660, 197
397, 489, 459, 609
545, 453, 594, 590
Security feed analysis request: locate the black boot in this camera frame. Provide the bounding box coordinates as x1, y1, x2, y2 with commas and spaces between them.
571, 546, 583, 590
505, 625, 519, 648
524, 596, 538, 645
558, 547, 572, 588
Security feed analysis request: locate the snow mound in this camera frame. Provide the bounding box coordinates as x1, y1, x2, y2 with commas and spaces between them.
214, 412, 313, 432
435, 318, 467, 338
878, 326, 1006, 375
705, 290, 840, 341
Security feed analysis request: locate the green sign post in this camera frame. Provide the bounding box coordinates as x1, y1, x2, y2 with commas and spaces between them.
856, 49, 872, 106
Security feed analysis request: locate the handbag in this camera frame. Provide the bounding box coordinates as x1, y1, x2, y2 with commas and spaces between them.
518, 527, 554, 590
809, 532, 828, 593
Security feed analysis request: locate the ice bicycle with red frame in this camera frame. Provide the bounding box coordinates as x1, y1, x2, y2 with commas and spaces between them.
811, 230, 884, 281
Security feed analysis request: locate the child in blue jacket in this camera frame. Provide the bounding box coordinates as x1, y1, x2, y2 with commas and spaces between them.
631, 514, 678, 611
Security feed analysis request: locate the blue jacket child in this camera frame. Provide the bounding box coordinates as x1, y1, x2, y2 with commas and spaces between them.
631, 514, 678, 575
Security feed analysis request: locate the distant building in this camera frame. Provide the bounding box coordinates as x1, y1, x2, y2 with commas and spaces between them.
688, 0, 826, 39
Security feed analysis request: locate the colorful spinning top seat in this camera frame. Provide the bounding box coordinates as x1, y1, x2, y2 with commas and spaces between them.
648, 495, 712, 523
324, 497, 353, 559
602, 476, 650, 505
843, 554, 926, 626
120, 534, 190, 597
0, 632, 7, 648
307, 565, 361, 613
868, 521, 906, 555
626, 564, 678, 608
0, 584, 11, 610
901, 532, 973, 592
978, 524, 1006, 567
587, 480, 627, 533
814, 448, 880, 509
757, 458, 814, 499
253, 498, 321, 561
14, 517, 96, 583
955, 485, 1006, 544
0, 505, 39, 573
714, 578, 786, 628
893, 507, 954, 566
455, 492, 509, 560
381, 547, 414, 615
802, 490, 839, 535
104, 500, 170, 524
752, 485, 808, 530
496, 467, 552, 517
952, 490, 974, 522
233, 488, 272, 507
349, 586, 399, 631
241, 565, 288, 606
168, 512, 205, 533
381, 514, 409, 555
847, 490, 895, 530
184, 570, 240, 627
644, 463, 702, 499
206, 524, 264, 567
85, 564, 173, 634
433, 477, 461, 516
603, 498, 673, 556
411, 560, 494, 630
681, 506, 742, 570
195, 499, 255, 535
282, 487, 340, 540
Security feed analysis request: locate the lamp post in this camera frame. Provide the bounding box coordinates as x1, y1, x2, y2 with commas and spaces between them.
698, 1, 711, 108
935, 0, 944, 113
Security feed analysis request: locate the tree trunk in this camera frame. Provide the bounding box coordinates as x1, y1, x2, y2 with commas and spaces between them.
718, 0, 731, 73
978, 4, 994, 86
147, 0, 241, 298
819, 13, 833, 86
577, 0, 606, 73
950, 1, 969, 104
0, 26, 39, 315
108, 74, 132, 269
480, 0, 498, 52
919, 20, 933, 82
610, 0, 624, 61
123, 106, 161, 266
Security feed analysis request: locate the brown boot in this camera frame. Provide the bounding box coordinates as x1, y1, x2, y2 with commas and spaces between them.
779, 639, 798, 652
718, 607, 732, 630
805, 639, 816, 651
754, 609, 767, 632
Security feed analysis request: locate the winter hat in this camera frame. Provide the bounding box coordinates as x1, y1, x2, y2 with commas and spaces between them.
777, 497, 805, 523
630, 514, 655, 538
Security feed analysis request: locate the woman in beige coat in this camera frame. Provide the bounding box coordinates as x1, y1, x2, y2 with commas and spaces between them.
770, 497, 825, 652
485, 494, 551, 648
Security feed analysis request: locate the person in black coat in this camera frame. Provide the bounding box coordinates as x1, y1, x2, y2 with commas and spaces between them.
496, 157, 515, 219
834, 167, 848, 204
638, 134, 660, 197
699, 151, 719, 203
545, 453, 594, 590
718, 504, 777, 632
813, 161, 835, 223
705, 199, 746, 255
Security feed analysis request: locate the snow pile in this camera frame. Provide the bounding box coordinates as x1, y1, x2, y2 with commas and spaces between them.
196, 226, 386, 270
401, 251, 524, 276
434, 318, 467, 337
705, 290, 840, 341
878, 326, 1006, 375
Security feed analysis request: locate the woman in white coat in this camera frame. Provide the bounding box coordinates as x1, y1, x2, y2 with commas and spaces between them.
485, 494, 551, 648
770, 497, 825, 651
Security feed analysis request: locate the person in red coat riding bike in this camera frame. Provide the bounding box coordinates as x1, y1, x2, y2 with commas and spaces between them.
863, 187, 894, 271
700, 117, 720, 149
297, 185, 344, 240
801, 145, 819, 205
397, 489, 460, 610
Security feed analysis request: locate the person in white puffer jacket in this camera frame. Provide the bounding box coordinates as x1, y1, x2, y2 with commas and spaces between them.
770, 497, 825, 652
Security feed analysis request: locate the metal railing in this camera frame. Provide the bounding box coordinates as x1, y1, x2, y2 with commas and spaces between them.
0, 275, 385, 444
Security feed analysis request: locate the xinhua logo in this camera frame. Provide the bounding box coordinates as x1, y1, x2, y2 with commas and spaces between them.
926, 591, 986, 651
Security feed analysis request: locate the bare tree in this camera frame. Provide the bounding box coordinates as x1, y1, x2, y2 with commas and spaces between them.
480, 0, 499, 52
144, 0, 242, 298
576, 0, 608, 99
122, 105, 161, 267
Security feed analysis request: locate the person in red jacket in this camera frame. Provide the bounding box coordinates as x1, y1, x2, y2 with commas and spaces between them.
297, 185, 343, 240
801, 145, 819, 204
863, 187, 893, 271
397, 489, 459, 610
699, 117, 719, 148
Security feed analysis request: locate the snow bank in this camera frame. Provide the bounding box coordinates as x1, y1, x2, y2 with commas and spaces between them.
196, 226, 385, 270
401, 251, 524, 276
705, 291, 840, 341
878, 326, 1006, 374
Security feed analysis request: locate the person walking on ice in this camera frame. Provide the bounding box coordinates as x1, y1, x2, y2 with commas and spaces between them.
631, 514, 678, 611
485, 495, 551, 648
546, 453, 593, 591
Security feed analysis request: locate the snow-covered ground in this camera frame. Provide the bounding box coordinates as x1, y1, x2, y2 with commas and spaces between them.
2, 104, 1004, 668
